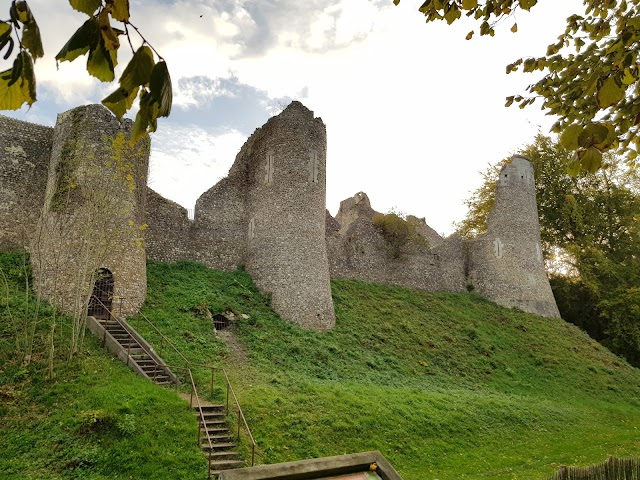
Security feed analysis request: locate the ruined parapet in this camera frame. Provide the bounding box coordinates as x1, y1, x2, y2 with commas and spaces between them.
468, 155, 560, 317
0, 115, 53, 249
327, 192, 466, 292
244, 101, 335, 329
33, 105, 150, 317
190, 166, 248, 272
335, 191, 375, 233
144, 187, 192, 263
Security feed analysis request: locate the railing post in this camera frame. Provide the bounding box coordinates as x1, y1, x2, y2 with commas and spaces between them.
197, 420, 201, 446
237, 407, 241, 440
252, 444, 255, 466
226, 381, 230, 414
190, 384, 194, 408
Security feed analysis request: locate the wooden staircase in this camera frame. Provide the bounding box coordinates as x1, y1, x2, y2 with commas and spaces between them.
87, 313, 247, 477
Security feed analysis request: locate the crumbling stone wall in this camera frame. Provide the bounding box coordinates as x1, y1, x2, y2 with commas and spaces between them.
33, 105, 150, 317
326, 192, 467, 293
0, 115, 53, 250
468, 156, 560, 317
144, 187, 192, 263
3, 103, 560, 326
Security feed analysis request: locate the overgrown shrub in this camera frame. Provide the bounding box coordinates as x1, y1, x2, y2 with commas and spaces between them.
372, 212, 429, 259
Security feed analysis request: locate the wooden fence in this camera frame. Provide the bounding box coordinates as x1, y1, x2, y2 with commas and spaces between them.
545, 456, 640, 480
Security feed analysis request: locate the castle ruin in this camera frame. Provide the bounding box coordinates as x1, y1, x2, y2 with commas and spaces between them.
0, 102, 560, 329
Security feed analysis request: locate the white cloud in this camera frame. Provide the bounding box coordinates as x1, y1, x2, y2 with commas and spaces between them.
148, 126, 246, 208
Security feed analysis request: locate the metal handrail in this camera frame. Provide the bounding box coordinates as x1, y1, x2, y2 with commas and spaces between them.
222, 368, 257, 466
90, 296, 159, 372
88, 297, 257, 470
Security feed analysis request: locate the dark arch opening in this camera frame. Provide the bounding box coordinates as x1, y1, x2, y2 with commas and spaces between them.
212, 313, 230, 331
88, 268, 114, 320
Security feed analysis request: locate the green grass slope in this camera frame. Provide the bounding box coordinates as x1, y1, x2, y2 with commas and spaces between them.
0, 252, 207, 479
126, 260, 640, 480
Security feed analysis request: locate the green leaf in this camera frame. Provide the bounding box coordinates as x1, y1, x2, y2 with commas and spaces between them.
461, 0, 477, 9
149, 60, 172, 117
560, 124, 582, 150
444, 6, 461, 25
567, 156, 581, 177
131, 90, 151, 144
597, 76, 625, 108
594, 123, 616, 150
518, 0, 537, 11
0, 22, 11, 40
119, 46, 154, 92
87, 38, 116, 82
578, 123, 609, 148
21, 18, 44, 60
102, 86, 138, 119
0, 51, 36, 110
578, 147, 603, 173
14, 1, 32, 23
109, 0, 130, 22
69, 0, 102, 16
98, 8, 119, 52
56, 17, 100, 63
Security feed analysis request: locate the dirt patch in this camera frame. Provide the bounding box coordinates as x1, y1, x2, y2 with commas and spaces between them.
217, 329, 248, 365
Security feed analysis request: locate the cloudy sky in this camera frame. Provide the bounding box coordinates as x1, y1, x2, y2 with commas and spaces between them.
3, 0, 582, 235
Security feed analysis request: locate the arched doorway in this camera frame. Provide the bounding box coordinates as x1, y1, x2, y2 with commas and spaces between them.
87, 268, 114, 320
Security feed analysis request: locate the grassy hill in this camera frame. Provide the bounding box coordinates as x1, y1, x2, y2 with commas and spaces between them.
0, 252, 207, 479
2, 254, 640, 479
128, 260, 640, 479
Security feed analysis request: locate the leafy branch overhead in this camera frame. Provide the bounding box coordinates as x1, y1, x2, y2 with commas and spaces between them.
396, 0, 640, 173
0, 0, 172, 144
0, 1, 43, 110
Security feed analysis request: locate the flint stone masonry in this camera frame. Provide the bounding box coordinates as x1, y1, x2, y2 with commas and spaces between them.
468, 156, 560, 317
0, 115, 53, 250
146, 101, 335, 329
2, 102, 560, 327
33, 105, 149, 317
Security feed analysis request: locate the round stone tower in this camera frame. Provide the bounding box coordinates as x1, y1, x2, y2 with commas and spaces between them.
469, 155, 560, 318
244, 101, 336, 330
32, 105, 149, 318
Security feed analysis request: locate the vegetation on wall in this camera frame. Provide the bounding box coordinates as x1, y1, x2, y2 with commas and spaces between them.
372, 211, 429, 259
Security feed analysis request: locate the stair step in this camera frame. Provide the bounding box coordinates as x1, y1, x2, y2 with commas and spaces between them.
207, 451, 241, 460
200, 442, 237, 450
203, 428, 230, 434
203, 435, 234, 442
209, 460, 245, 471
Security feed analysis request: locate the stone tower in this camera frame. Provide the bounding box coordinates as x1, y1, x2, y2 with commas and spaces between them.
244, 101, 336, 329
32, 105, 150, 318
468, 155, 560, 317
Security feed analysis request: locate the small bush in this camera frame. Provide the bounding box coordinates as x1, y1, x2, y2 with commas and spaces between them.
372, 212, 429, 259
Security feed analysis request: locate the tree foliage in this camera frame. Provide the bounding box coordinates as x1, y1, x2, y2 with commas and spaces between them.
395, 0, 640, 173
458, 135, 640, 365
0, 0, 172, 143
373, 211, 429, 259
